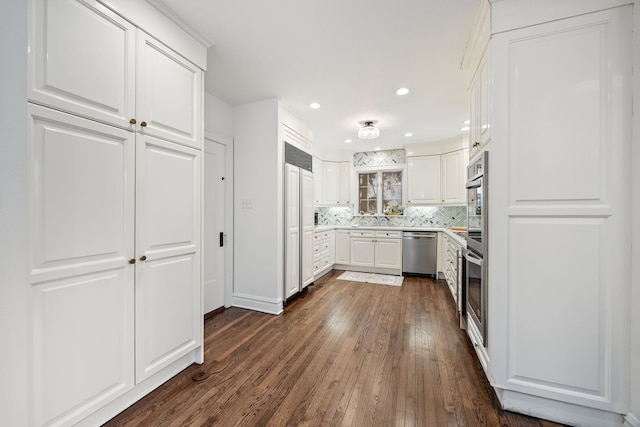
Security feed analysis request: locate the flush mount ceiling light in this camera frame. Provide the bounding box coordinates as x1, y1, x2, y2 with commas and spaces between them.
358, 120, 380, 140
396, 87, 410, 96
309, 102, 320, 109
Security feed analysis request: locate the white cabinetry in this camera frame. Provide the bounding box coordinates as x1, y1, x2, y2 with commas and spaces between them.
486, 3, 633, 423
441, 150, 468, 204
335, 230, 351, 264
407, 155, 441, 204
313, 156, 323, 204
27, 1, 204, 424
313, 229, 335, 278
348, 230, 402, 273
315, 159, 351, 205
469, 46, 491, 159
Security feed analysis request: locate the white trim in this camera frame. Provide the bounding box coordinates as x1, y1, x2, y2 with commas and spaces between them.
500, 389, 626, 427
74, 351, 199, 427
625, 413, 640, 427
332, 265, 402, 276
231, 293, 283, 315
145, 0, 214, 48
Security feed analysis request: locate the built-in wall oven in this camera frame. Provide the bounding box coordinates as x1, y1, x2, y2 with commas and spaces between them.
465, 151, 488, 346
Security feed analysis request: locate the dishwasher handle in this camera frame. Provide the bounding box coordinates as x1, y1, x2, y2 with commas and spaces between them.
403, 233, 437, 239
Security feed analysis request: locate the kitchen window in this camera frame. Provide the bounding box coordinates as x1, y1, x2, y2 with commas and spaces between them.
357, 170, 403, 215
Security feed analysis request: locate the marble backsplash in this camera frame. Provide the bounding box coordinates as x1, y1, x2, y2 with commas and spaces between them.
316, 205, 467, 228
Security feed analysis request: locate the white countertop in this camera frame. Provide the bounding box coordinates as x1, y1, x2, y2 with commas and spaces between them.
314, 225, 467, 246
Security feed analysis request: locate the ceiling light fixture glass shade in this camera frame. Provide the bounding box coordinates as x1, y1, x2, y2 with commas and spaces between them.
358, 120, 380, 139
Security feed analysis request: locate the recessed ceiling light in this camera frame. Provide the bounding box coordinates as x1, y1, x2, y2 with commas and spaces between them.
309, 102, 320, 109
345, 139, 352, 143
461, 126, 470, 132
374, 147, 381, 151
404, 132, 413, 137
396, 88, 410, 96
407, 151, 414, 155
463, 120, 470, 125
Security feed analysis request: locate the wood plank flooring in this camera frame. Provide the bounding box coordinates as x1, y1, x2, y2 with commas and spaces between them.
104, 270, 566, 427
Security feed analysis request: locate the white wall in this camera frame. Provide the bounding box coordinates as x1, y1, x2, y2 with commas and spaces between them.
232, 99, 282, 312
0, 1, 28, 425
204, 92, 233, 138
630, 0, 640, 424
404, 135, 466, 156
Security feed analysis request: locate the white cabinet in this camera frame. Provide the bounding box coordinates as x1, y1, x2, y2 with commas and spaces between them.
134, 136, 201, 383
29, 0, 202, 149
441, 150, 468, 204
26, 1, 204, 424
335, 230, 351, 264
316, 159, 351, 205
348, 230, 402, 271
301, 170, 315, 287
469, 46, 491, 159
313, 156, 323, 204
407, 155, 441, 204
313, 229, 335, 278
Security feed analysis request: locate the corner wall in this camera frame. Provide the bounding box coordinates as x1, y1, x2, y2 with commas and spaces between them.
0, 1, 29, 425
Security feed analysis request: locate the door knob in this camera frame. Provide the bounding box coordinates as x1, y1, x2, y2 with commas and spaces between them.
129, 259, 136, 264
129, 118, 137, 124
141, 121, 147, 127
140, 256, 147, 261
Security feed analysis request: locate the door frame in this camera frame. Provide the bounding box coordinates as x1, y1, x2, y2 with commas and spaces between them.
204, 129, 234, 309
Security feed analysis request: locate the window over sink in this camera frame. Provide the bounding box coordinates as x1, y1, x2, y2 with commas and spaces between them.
357, 170, 403, 215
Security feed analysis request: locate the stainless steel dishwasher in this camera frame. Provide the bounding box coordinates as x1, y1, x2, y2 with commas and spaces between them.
402, 231, 437, 276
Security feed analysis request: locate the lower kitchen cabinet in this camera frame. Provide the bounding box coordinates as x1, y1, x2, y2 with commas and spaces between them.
335, 230, 351, 264
348, 230, 402, 272
313, 229, 335, 278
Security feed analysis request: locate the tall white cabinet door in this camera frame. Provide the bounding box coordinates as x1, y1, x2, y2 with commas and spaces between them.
441, 150, 467, 204
323, 161, 339, 204
285, 164, 301, 298
350, 238, 375, 267
407, 155, 441, 204
135, 135, 201, 383
137, 31, 202, 149
29, 0, 136, 129
338, 162, 351, 204
28, 105, 135, 426
374, 239, 402, 269
313, 156, 324, 204
301, 169, 315, 287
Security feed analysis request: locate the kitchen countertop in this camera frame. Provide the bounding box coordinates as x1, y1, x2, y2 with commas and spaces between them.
314, 225, 467, 246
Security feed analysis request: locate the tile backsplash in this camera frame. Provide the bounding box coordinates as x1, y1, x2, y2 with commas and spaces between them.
316, 205, 467, 228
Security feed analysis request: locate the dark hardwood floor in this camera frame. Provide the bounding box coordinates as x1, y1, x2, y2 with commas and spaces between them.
105, 270, 566, 427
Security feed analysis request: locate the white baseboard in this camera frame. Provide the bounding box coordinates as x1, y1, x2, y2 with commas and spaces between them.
625, 413, 640, 427
232, 292, 282, 315
500, 389, 625, 427
333, 264, 402, 276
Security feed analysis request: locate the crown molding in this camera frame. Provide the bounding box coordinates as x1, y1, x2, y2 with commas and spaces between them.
146, 0, 215, 48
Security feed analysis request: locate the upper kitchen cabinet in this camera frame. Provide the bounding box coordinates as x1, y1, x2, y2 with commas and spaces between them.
407, 155, 441, 205
469, 46, 491, 159
318, 159, 351, 205
29, 0, 203, 149
441, 149, 468, 204
313, 156, 323, 204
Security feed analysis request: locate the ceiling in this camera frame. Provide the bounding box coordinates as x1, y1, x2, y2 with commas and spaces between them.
158, 0, 480, 154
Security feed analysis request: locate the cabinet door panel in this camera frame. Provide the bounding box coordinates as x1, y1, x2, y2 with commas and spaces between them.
301, 169, 315, 286
335, 232, 351, 264
31, 269, 134, 426
323, 161, 339, 204
338, 162, 351, 204
137, 31, 202, 148
135, 136, 201, 382
29, 0, 136, 129
374, 239, 402, 269
350, 238, 375, 267
285, 164, 300, 297
441, 150, 466, 204
407, 155, 441, 204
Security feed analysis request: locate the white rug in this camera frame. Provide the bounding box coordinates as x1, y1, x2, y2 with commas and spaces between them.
337, 271, 404, 286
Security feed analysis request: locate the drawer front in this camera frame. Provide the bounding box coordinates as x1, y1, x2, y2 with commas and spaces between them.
351, 230, 374, 238
314, 230, 334, 242
374, 230, 402, 239
313, 242, 322, 258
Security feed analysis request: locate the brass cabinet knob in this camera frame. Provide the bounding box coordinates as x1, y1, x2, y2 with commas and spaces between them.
129, 258, 136, 264
140, 256, 147, 261
141, 121, 147, 127
129, 118, 136, 124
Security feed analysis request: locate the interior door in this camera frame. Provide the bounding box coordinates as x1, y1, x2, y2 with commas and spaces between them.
135, 135, 201, 383
203, 139, 226, 314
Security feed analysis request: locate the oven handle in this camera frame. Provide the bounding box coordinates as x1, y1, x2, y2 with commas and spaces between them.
466, 250, 483, 265
466, 176, 483, 190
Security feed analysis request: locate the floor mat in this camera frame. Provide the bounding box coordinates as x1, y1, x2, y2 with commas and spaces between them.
337, 271, 404, 286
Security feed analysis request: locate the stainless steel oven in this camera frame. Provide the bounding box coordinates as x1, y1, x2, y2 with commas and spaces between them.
465, 151, 488, 345
465, 247, 487, 345
466, 152, 487, 255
